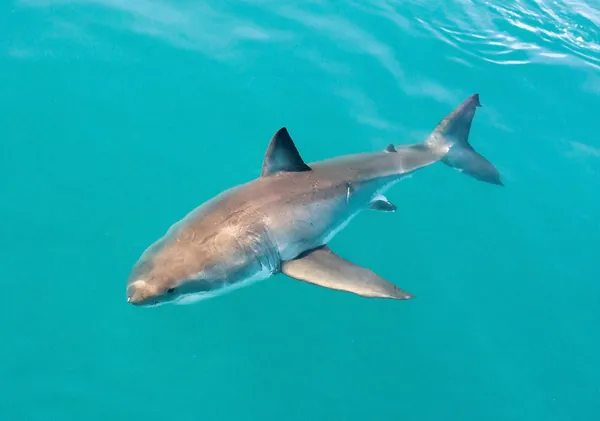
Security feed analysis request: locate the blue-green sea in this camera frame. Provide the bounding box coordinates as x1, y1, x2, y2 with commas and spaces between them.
2, 1, 600, 420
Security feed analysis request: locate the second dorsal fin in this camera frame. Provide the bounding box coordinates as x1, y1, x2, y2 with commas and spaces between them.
385, 144, 396, 153
261, 127, 312, 177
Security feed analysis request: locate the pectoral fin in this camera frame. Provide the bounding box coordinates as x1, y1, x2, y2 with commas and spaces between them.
281, 246, 412, 299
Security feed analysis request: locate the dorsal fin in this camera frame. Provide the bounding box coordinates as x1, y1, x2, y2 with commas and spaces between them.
261, 127, 311, 177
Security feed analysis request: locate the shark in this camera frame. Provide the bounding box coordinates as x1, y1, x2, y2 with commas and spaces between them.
126, 93, 502, 307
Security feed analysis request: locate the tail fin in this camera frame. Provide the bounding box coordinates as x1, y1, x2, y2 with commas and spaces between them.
425, 93, 503, 186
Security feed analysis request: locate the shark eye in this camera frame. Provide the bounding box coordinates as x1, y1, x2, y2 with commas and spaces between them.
166, 287, 176, 294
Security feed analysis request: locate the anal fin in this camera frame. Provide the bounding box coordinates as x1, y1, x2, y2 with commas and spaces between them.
281, 245, 412, 299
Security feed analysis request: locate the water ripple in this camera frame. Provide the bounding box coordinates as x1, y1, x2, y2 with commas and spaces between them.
408, 0, 600, 69
11, 0, 600, 135
13, 0, 600, 70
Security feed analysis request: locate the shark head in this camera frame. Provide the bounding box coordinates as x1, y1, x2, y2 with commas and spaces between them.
126, 277, 217, 307
125, 216, 273, 308
125, 237, 223, 307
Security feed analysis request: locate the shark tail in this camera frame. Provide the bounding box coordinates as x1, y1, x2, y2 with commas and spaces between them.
425, 93, 503, 186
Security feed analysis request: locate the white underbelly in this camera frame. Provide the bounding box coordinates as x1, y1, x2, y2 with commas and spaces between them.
321, 211, 360, 244
272, 178, 405, 262
276, 209, 362, 261
174, 265, 273, 305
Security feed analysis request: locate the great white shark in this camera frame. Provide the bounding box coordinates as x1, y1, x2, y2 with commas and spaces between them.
126, 93, 502, 307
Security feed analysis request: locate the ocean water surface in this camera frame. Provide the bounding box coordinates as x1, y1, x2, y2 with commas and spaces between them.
2, 1, 600, 420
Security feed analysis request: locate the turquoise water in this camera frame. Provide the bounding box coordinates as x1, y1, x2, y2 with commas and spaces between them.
2, 1, 600, 419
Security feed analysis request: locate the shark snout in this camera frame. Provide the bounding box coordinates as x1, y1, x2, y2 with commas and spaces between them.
126, 280, 156, 305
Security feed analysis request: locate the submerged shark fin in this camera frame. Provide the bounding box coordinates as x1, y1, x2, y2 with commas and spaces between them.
385, 144, 397, 153
281, 245, 412, 299
261, 127, 312, 177
369, 195, 396, 212
425, 93, 503, 186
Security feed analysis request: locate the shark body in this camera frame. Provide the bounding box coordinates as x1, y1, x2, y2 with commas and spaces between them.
126, 94, 502, 307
